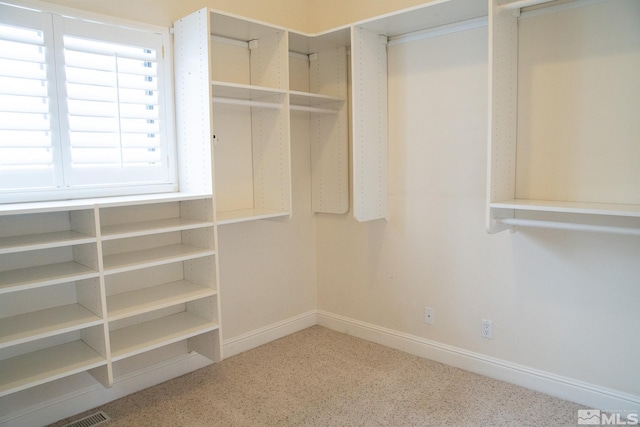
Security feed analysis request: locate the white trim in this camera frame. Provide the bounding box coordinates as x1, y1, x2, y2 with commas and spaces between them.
518, 0, 607, 19
4, 310, 639, 425
222, 310, 317, 358
387, 17, 488, 46
316, 310, 640, 414
0, 352, 212, 427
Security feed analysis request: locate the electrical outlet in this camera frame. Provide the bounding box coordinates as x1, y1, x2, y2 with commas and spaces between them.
424, 307, 435, 325
481, 319, 493, 339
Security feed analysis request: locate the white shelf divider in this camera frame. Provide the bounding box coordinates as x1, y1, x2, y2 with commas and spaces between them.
0, 231, 96, 255
102, 244, 215, 275
107, 280, 216, 321
109, 311, 218, 362
101, 218, 214, 240
0, 340, 106, 398
0, 304, 102, 349
0, 262, 100, 295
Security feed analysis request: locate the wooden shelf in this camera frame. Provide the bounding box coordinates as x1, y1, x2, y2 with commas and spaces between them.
109, 311, 218, 362
101, 218, 214, 240
103, 244, 215, 275
0, 304, 102, 349
107, 280, 216, 321
0, 231, 96, 255
490, 200, 640, 218
289, 91, 344, 114
216, 208, 290, 225
0, 340, 106, 398
212, 81, 286, 101
0, 262, 99, 295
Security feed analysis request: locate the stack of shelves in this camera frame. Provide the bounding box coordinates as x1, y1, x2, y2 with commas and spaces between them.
0, 209, 108, 397
0, 195, 221, 398
174, 10, 292, 225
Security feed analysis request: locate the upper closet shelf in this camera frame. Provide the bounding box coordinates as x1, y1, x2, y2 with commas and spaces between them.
216, 208, 290, 225
289, 91, 344, 114
212, 81, 286, 109
497, 0, 556, 11
354, 0, 487, 37
491, 200, 640, 218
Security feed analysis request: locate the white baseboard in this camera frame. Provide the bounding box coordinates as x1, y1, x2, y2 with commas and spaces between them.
5, 309, 638, 426
317, 310, 640, 414
222, 310, 317, 358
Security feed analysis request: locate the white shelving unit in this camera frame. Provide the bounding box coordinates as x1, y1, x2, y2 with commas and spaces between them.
0, 195, 222, 398
350, 0, 488, 222
487, 0, 640, 235
289, 29, 350, 215
174, 9, 292, 225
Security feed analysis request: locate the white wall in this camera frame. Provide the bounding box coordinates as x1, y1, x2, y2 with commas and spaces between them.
316, 23, 640, 401
33, 0, 309, 29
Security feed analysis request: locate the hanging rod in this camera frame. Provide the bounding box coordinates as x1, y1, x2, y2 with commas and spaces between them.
494, 218, 640, 236
290, 104, 339, 115
212, 97, 282, 109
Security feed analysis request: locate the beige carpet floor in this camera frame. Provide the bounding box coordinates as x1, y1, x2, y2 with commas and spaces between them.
51, 326, 585, 426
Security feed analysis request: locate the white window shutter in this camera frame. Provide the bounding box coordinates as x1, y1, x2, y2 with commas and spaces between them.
55, 16, 170, 187
0, 5, 62, 192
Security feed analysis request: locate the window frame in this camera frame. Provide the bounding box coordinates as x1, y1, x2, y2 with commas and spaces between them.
0, 0, 177, 204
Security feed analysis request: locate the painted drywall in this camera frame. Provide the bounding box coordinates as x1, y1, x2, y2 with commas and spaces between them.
316, 22, 640, 398
32, 0, 310, 30
307, 0, 436, 33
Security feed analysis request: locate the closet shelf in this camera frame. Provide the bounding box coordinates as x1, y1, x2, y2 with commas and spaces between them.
107, 280, 217, 321
490, 199, 640, 218
0, 262, 100, 295
498, 0, 556, 11
0, 231, 96, 255
216, 208, 290, 225
289, 91, 344, 114
212, 81, 286, 100
103, 244, 215, 275
0, 340, 106, 398
0, 304, 102, 349
109, 311, 218, 362
100, 218, 214, 240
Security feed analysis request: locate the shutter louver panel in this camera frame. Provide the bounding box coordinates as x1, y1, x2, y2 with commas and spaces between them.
0, 4, 175, 203
63, 36, 162, 171
0, 14, 58, 192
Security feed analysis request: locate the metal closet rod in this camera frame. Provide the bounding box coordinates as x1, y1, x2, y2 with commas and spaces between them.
212, 97, 282, 109
494, 217, 640, 236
